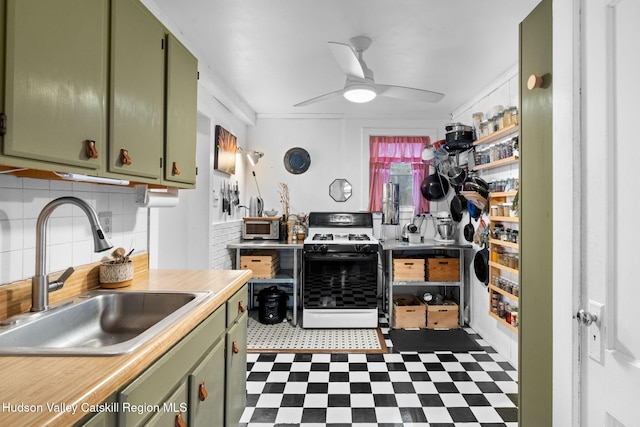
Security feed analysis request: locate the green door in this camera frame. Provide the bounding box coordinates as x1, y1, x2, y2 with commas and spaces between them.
109, 0, 164, 181
519, 0, 553, 425
2, 0, 108, 171
164, 34, 198, 187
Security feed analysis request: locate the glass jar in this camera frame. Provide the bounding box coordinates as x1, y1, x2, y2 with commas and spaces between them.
510, 308, 518, 326
472, 112, 484, 134
512, 284, 519, 297
505, 306, 512, 324
496, 112, 505, 130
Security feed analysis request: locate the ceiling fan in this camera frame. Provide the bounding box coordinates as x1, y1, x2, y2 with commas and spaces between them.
294, 36, 444, 107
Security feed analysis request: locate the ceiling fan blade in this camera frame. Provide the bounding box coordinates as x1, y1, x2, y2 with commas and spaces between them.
294, 89, 344, 107
328, 42, 365, 79
377, 84, 445, 103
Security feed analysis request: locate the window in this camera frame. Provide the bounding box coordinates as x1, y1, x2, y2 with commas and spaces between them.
389, 163, 414, 207
368, 136, 430, 214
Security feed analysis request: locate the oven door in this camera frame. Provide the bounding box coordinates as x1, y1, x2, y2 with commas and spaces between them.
303, 252, 378, 310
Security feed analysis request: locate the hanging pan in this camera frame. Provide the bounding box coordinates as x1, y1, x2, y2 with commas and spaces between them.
464, 215, 474, 242
450, 194, 467, 222
473, 243, 490, 285
420, 169, 450, 201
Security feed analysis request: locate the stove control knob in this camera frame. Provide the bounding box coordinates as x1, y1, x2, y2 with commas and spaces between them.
310, 244, 328, 253
355, 244, 370, 253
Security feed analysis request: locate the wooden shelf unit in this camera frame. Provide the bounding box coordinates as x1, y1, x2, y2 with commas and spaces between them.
488, 311, 518, 333
473, 124, 519, 146
473, 155, 519, 171
488, 191, 519, 333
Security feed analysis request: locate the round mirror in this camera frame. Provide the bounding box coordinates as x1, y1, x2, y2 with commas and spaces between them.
284, 147, 311, 174
329, 179, 352, 202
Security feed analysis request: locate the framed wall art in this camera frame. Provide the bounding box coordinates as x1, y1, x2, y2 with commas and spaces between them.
214, 125, 237, 175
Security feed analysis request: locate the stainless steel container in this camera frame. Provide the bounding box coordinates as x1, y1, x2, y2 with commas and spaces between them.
381, 182, 400, 225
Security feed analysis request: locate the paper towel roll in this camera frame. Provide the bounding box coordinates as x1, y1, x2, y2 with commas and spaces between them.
134, 185, 179, 208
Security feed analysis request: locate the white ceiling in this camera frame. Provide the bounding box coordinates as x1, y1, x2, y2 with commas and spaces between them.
151, 0, 540, 121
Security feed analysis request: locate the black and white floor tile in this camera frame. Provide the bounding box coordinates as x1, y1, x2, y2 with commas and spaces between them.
240, 313, 518, 427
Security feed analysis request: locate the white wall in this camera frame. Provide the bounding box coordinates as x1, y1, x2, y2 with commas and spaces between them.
0, 174, 147, 285
245, 117, 448, 215
150, 83, 249, 270
451, 65, 520, 367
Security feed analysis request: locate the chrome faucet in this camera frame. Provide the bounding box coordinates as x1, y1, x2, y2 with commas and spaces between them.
31, 196, 113, 312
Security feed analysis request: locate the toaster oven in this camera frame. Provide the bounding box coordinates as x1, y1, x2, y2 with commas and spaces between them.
242, 217, 280, 240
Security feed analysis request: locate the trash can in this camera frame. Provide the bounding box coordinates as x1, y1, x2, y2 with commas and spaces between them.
257, 286, 288, 324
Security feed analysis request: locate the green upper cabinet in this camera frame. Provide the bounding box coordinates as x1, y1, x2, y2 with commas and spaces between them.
164, 35, 198, 187
1, 0, 108, 172
109, 0, 165, 182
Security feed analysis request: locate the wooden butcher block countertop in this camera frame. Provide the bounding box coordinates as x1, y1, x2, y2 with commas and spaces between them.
0, 268, 252, 426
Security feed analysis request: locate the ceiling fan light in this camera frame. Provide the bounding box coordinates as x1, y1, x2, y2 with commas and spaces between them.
343, 87, 377, 103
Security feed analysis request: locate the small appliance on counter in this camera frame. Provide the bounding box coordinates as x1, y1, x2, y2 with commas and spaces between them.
242, 216, 280, 240
248, 196, 263, 217
433, 211, 457, 243
401, 215, 426, 243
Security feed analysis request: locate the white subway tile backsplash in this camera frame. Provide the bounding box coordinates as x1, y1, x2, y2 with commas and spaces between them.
49, 217, 74, 245
0, 173, 22, 189
0, 177, 147, 284
22, 218, 36, 250
72, 215, 94, 242
0, 188, 23, 219
49, 242, 74, 273
0, 219, 23, 253
22, 189, 50, 219
22, 177, 49, 190
73, 239, 94, 266
21, 248, 35, 278
0, 250, 22, 284
108, 193, 125, 214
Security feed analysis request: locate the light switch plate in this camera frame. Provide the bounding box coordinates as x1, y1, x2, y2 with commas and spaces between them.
588, 300, 604, 364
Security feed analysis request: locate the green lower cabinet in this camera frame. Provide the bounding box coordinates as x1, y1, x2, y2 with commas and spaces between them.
117, 305, 225, 426
145, 382, 189, 426
188, 337, 225, 426
76, 286, 249, 427
225, 311, 248, 427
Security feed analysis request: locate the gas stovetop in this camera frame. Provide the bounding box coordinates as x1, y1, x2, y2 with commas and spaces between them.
303, 212, 379, 253
309, 233, 374, 242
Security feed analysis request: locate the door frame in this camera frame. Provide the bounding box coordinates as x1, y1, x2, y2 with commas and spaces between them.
552, 0, 582, 425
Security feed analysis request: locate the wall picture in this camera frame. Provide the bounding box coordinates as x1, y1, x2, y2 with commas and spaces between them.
214, 125, 237, 175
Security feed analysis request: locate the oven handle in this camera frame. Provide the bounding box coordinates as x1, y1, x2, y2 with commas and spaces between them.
304, 253, 378, 261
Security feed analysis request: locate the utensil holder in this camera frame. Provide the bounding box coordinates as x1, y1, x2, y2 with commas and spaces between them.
99, 260, 134, 288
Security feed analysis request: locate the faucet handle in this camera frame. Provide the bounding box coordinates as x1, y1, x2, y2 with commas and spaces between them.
48, 267, 75, 292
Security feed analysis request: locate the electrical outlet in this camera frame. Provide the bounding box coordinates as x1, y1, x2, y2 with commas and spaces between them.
588, 300, 604, 364
98, 211, 112, 239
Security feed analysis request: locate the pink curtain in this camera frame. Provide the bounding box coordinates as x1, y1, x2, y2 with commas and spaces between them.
368, 136, 431, 213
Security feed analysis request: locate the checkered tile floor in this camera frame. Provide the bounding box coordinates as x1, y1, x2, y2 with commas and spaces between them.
240, 313, 518, 427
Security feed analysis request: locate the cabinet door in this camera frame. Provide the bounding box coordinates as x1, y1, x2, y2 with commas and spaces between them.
225, 311, 248, 427
226, 285, 248, 326
2, 0, 108, 171
145, 382, 189, 427
109, 0, 164, 181
188, 337, 225, 427
164, 34, 198, 186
